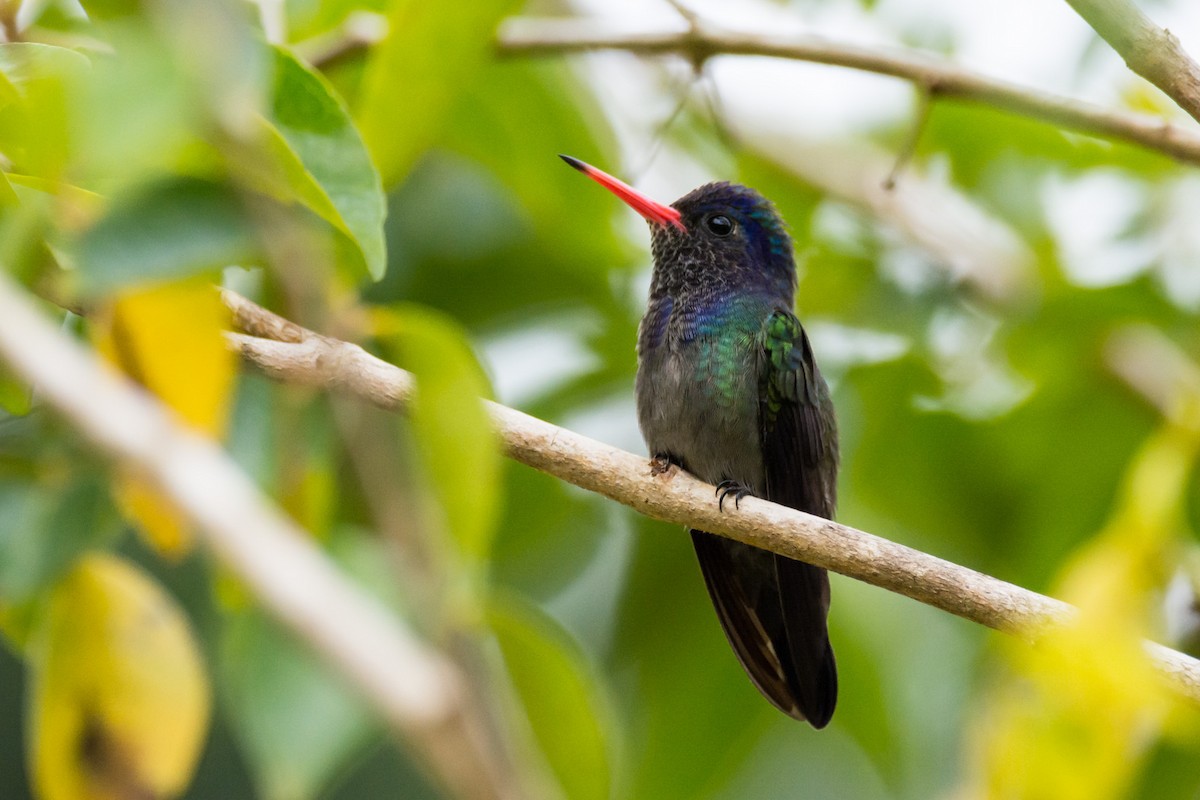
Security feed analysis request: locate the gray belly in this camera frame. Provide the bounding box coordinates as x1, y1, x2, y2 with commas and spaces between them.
635, 344, 764, 492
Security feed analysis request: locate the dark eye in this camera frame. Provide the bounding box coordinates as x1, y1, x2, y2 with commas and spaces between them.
706, 215, 734, 237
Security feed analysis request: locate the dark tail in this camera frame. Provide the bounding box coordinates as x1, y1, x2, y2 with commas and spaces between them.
691, 530, 837, 728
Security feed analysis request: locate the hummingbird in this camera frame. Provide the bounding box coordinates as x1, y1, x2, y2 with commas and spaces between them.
562, 155, 839, 728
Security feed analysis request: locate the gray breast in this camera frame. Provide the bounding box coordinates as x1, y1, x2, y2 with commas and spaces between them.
635, 331, 765, 493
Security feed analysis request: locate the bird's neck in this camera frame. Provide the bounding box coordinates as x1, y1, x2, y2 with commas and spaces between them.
649, 263, 794, 310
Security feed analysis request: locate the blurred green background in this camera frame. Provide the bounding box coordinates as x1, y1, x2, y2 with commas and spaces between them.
2, 0, 1200, 798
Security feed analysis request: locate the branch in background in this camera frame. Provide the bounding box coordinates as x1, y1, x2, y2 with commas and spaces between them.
0, 0, 18, 43
252, 0, 287, 46
883, 87, 933, 191
220, 289, 1200, 704
0, 275, 518, 800
746, 139, 1034, 303
1106, 324, 1200, 425
296, 11, 388, 70
1064, 0, 1200, 125
496, 17, 1200, 167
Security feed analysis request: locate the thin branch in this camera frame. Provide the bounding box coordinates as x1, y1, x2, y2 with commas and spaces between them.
0, 0, 18, 43
1106, 324, 1200, 425
496, 17, 1200, 167
252, 0, 287, 46
1064, 0, 1200, 125
295, 11, 389, 70
0, 274, 517, 800
220, 289, 1200, 704
662, 0, 699, 29
883, 86, 933, 191
746, 139, 1035, 303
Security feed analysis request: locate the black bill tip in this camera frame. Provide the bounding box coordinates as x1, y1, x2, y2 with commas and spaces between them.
559, 154, 587, 173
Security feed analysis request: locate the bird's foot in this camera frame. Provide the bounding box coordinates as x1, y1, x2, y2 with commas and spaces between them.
715, 480, 753, 511
649, 454, 680, 477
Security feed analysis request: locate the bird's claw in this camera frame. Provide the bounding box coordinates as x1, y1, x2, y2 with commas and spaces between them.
715, 480, 752, 511
650, 454, 679, 477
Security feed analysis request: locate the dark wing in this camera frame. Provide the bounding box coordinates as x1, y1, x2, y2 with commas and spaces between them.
758, 308, 839, 727
688, 309, 840, 726
760, 309, 839, 516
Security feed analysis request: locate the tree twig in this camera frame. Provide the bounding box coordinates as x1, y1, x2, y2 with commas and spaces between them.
743, 139, 1034, 303
295, 11, 389, 70
496, 17, 1200, 167
220, 288, 1200, 704
0, 274, 518, 800
883, 86, 933, 191
1064, 0, 1200, 125
1106, 324, 1200, 425
252, 0, 287, 45
0, 0, 19, 43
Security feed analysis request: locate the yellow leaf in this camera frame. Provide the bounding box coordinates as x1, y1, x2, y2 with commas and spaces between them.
92, 276, 234, 434
113, 477, 190, 558
92, 276, 235, 556
28, 553, 211, 800
960, 424, 1200, 800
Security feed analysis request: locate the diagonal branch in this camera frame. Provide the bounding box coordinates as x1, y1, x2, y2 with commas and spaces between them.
0, 275, 518, 800
1063, 0, 1200, 124
220, 289, 1200, 704
496, 17, 1200, 166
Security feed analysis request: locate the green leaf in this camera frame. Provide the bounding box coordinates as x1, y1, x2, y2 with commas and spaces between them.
0, 482, 51, 603
0, 43, 89, 179
488, 594, 613, 800
356, 0, 518, 187
0, 171, 18, 207
0, 63, 19, 107
376, 306, 500, 565
76, 176, 258, 295
0, 472, 118, 605
75, 0, 142, 19
442, 61, 623, 272
257, 47, 386, 281
286, 0, 389, 42
363, 62, 627, 319
68, 22, 201, 192
0, 370, 30, 415
222, 609, 374, 800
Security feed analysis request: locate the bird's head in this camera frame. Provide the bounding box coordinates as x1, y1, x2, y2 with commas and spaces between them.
561, 155, 796, 299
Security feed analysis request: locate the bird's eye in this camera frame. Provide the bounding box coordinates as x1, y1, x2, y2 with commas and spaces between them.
705, 215, 734, 237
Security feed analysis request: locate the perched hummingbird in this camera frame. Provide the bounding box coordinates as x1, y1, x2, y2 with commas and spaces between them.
562, 155, 839, 728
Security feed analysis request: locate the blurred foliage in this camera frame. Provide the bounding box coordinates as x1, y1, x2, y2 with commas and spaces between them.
0, 0, 1199, 799
960, 420, 1198, 800
28, 553, 211, 800
91, 276, 236, 557
374, 305, 500, 573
